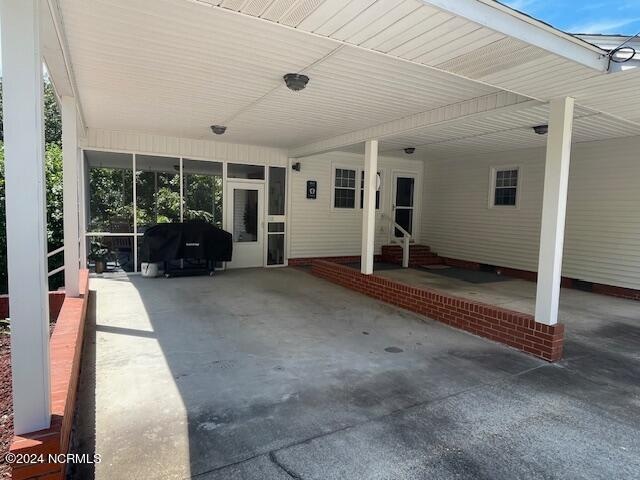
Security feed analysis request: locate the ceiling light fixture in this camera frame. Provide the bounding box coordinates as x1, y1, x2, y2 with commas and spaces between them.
284, 73, 309, 91
404, 147, 416, 154
533, 124, 548, 135
211, 125, 227, 135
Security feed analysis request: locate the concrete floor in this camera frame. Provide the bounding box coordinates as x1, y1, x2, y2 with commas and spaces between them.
72, 267, 640, 480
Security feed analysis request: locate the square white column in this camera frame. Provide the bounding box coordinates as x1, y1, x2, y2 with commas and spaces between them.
62, 96, 80, 297
534, 97, 575, 325
361, 140, 378, 275
1, 0, 51, 434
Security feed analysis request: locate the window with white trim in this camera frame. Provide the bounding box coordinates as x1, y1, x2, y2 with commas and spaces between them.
334, 168, 357, 208
491, 167, 519, 207
360, 171, 381, 209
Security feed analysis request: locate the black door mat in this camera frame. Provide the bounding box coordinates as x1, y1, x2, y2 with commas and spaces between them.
419, 266, 512, 284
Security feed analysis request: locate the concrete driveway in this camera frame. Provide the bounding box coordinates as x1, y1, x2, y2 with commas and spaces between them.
72, 268, 640, 479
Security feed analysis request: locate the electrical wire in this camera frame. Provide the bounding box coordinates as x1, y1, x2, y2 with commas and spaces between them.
608, 30, 640, 67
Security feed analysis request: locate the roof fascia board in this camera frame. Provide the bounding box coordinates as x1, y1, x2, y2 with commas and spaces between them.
420, 0, 609, 72
44, 0, 87, 136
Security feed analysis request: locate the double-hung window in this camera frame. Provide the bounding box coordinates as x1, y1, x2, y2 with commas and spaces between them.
359, 171, 381, 209
491, 167, 519, 207
334, 168, 357, 208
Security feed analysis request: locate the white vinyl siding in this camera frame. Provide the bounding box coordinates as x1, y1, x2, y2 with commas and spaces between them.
421, 136, 640, 290
82, 128, 288, 166
290, 151, 423, 259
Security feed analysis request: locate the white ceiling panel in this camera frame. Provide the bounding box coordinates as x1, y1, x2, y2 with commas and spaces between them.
59, 0, 499, 148
182, 0, 640, 127
56, 0, 640, 155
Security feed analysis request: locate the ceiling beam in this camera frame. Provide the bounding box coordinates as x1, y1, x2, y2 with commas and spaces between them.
43, 0, 87, 135
289, 92, 539, 158
420, 0, 609, 72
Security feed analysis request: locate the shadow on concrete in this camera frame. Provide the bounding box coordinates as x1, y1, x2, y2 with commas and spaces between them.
70, 270, 640, 479
70, 291, 97, 480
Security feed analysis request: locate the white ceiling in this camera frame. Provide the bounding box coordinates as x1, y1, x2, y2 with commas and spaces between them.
194, 0, 640, 124
57, 0, 640, 156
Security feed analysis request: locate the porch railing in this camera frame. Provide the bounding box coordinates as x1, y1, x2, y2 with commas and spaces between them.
47, 245, 65, 277
381, 213, 411, 268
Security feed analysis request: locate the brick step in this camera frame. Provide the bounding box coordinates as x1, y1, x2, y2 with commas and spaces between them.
383, 255, 440, 263
381, 244, 431, 253
381, 243, 442, 267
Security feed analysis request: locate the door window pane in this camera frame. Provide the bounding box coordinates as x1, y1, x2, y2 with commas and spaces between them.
269, 167, 286, 215
395, 209, 413, 237
86, 151, 134, 233
395, 177, 414, 207
267, 234, 285, 265
135, 155, 181, 232
228, 163, 265, 180
183, 159, 223, 227
268, 222, 285, 233
233, 189, 258, 242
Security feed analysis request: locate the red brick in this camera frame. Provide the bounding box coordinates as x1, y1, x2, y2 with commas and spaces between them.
310, 260, 565, 362
10, 270, 90, 480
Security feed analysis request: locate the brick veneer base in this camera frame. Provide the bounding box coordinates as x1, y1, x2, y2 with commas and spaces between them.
289, 255, 381, 267
439, 257, 640, 301
0, 291, 66, 321
10, 270, 90, 480
311, 260, 564, 362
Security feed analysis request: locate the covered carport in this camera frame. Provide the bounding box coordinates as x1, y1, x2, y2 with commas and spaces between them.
73, 267, 640, 479
2, 1, 640, 478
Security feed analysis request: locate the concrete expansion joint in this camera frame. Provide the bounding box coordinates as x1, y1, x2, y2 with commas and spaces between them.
192, 361, 555, 480
269, 451, 304, 479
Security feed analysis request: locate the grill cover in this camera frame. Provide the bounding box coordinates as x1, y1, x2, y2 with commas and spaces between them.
140, 222, 232, 263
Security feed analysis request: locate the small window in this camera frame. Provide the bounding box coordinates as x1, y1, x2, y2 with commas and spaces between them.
228, 163, 265, 180
491, 167, 519, 207
334, 168, 356, 208
268, 167, 286, 215
360, 171, 381, 209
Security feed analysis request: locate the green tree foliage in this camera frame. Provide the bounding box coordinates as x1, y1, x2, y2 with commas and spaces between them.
0, 79, 63, 145
88, 168, 134, 232
0, 80, 64, 293
184, 173, 223, 226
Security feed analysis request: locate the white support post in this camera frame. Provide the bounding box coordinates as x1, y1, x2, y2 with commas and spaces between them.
402, 236, 410, 269
78, 149, 88, 268
361, 140, 378, 275
534, 97, 575, 326
1, 0, 51, 434
62, 96, 80, 297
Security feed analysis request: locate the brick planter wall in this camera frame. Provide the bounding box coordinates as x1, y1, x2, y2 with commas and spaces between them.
311, 260, 564, 362
10, 270, 90, 480
0, 291, 66, 321
289, 255, 381, 267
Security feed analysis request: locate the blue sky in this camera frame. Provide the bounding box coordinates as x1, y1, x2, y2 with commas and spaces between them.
501, 0, 640, 35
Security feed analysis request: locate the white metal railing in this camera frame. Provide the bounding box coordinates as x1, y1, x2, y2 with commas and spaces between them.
47, 245, 65, 277
381, 213, 411, 268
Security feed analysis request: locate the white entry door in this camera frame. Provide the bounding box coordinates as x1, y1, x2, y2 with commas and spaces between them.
392, 173, 416, 239
226, 182, 264, 268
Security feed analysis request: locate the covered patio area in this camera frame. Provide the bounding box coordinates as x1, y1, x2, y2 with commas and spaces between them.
71, 267, 640, 479
2, 0, 640, 478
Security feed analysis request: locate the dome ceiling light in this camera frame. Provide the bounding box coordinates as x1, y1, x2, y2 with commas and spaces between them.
284, 73, 310, 91
211, 125, 227, 135
533, 124, 549, 135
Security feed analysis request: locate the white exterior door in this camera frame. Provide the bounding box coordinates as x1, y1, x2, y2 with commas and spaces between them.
226, 182, 264, 268
392, 173, 416, 239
